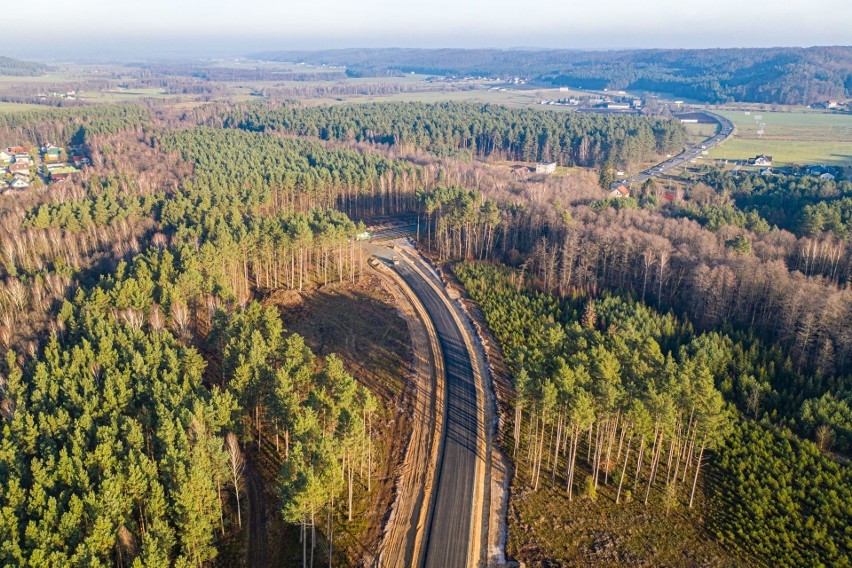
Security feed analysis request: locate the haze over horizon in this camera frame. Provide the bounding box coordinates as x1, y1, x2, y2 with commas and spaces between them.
3, 0, 849, 60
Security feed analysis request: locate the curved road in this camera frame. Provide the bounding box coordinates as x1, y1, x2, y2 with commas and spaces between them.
369, 244, 484, 568
613, 110, 735, 189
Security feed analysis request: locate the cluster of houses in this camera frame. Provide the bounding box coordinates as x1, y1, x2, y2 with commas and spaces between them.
744, 155, 841, 179
1, 146, 35, 191
810, 99, 847, 110
1, 143, 86, 193
802, 164, 839, 180
540, 94, 643, 112
36, 90, 77, 102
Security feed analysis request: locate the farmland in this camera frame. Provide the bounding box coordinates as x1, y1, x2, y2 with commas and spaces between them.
708, 109, 852, 167
0, 102, 45, 113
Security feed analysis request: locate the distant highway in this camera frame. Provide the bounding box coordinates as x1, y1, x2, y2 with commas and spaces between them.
368, 241, 485, 568
613, 110, 734, 189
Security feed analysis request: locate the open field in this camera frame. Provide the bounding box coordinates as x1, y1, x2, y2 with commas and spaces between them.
225, 74, 585, 109
505, 418, 744, 568
0, 72, 82, 84
298, 87, 581, 108
709, 109, 852, 167
0, 102, 46, 113
684, 122, 719, 145
77, 87, 175, 103
507, 474, 742, 567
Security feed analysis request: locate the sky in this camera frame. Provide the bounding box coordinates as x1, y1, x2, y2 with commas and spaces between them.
5, 0, 850, 59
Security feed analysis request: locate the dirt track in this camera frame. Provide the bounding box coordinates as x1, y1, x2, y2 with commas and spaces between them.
245, 458, 267, 568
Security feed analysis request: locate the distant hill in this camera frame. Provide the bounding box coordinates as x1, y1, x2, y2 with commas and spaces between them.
252, 46, 852, 106
0, 55, 49, 76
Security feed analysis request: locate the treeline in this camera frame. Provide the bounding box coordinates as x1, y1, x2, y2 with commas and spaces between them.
2, 126, 409, 352
252, 47, 852, 104
457, 262, 728, 510
158, 127, 420, 217
132, 63, 347, 83
0, 104, 151, 146
415, 185, 852, 379
218, 101, 686, 168
455, 262, 852, 567
254, 81, 478, 101
24, 174, 161, 233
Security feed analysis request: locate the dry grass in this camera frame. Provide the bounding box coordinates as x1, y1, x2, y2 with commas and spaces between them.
507, 451, 741, 567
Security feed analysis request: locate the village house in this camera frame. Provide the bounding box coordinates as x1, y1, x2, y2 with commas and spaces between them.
749, 154, 773, 166
43, 147, 62, 162
9, 177, 29, 190
535, 162, 557, 174
49, 165, 78, 182
819, 172, 836, 181
8, 146, 28, 155
72, 155, 90, 168
8, 163, 29, 175
804, 165, 838, 178
0, 151, 11, 163
609, 184, 630, 198
13, 154, 32, 165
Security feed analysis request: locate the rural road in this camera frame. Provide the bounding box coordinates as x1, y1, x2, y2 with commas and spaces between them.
613, 110, 735, 190
368, 241, 486, 568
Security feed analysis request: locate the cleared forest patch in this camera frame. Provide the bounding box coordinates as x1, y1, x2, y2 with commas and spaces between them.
273, 275, 415, 565
506, 460, 741, 567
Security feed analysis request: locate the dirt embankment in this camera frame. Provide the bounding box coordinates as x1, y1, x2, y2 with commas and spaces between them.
369, 257, 445, 567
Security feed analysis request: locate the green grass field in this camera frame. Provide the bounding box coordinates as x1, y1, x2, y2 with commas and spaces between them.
0, 102, 45, 113
684, 123, 719, 145
78, 87, 174, 103
709, 109, 852, 167
0, 72, 80, 84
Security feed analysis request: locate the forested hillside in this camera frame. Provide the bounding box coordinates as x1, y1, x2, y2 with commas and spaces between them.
0, 246, 376, 566
254, 47, 852, 104
212, 101, 686, 168
0, 56, 48, 77
693, 169, 852, 240
0, 105, 151, 147
415, 184, 851, 377
455, 262, 852, 567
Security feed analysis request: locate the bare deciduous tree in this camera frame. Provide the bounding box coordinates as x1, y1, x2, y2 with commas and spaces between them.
226, 432, 245, 528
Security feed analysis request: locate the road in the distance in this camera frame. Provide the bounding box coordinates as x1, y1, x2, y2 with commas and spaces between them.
613, 110, 735, 189
369, 243, 481, 568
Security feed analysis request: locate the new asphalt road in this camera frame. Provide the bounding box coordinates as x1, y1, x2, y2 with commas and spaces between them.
370, 244, 482, 568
